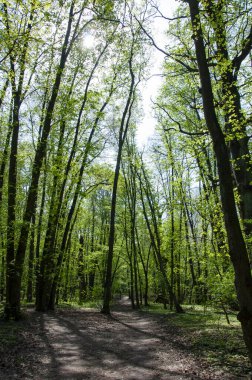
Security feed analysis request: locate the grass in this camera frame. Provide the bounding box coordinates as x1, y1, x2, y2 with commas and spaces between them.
142, 303, 251, 377
58, 299, 103, 310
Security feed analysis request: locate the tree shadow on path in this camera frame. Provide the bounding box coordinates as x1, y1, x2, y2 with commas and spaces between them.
0, 299, 235, 379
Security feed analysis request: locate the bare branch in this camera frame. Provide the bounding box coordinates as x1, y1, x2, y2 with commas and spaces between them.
233, 25, 252, 78
135, 17, 198, 73
153, 101, 209, 136
151, 4, 188, 21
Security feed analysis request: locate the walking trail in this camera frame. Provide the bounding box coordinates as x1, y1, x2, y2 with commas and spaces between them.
0, 297, 244, 379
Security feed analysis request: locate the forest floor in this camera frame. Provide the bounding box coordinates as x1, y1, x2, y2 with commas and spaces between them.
0, 297, 251, 380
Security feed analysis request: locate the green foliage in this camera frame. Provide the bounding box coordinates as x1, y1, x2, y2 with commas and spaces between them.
0, 0, 251, 369
142, 304, 251, 376
58, 299, 102, 309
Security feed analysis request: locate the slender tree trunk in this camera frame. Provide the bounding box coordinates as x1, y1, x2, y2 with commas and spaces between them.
35, 164, 47, 306
4, 2, 75, 319
102, 150, 126, 314
101, 49, 136, 314
26, 215, 35, 303
0, 77, 9, 109
184, 211, 196, 303
47, 106, 108, 310
89, 199, 97, 297
0, 106, 12, 207
122, 153, 140, 309
133, 251, 140, 308
78, 235, 87, 304
4, 1, 36, 319
136, 233, 151, 307
0, 254, 5, 302
36, 120, 66, 311
129, 256, 135, 308
36, 47, 110, 311
176, 208, 183, 303
138, 171, 184, 313
169, 167, 175, 309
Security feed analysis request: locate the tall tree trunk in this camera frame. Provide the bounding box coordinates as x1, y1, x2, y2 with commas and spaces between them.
26, 215, 35, 303
36, 119, 67, 311
88, 198, 97, 297
101, 48, 136, 314
136, 232, 151, 307
169, 167, 175, 309
35, 164, 47, 306
36, 46, 109, 311
4, 1, 35, 319
0, 105, 12, 207
122, 151, 140, 309
204, 0, 252, 237
47, 96, 111, 311
187, 0, 252, 364
183, 209, 196, 303
0, 254, 5, 302
4, 2, 75, 319
78, 235, 87, 304
138, 169, 184, 313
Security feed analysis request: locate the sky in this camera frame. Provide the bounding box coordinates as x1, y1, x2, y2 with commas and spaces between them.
136, 0, 178, 147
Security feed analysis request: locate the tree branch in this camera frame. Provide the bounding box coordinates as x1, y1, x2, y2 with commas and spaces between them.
151, 4, 188, 21
153, 101, 209, 136
233, 25, 252, 77
135, 17, 198, 73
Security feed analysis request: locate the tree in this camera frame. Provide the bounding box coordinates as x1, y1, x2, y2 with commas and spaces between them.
4, 0, 89, 320
35, 40, 115, 312
184, 0, 252, 364
203, 0, 252, 237
143, 0, 252, 362
137, 155, 184, 313
4, 0, 37, 320
101, 38, 139, 314
122, 138, 141, 308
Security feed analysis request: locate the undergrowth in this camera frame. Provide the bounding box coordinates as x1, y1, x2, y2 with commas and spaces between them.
142, 303, 251, 377
58, 299, 102, 310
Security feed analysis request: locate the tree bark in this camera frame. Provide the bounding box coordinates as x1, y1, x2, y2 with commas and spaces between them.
187, 0, 252, 364
26, 215, 35, 303
205, 0, 252, 237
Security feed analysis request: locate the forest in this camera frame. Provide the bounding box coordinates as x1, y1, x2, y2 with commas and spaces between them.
0, 0, 252, 378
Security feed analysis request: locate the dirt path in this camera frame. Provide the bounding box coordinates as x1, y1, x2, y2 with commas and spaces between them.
0, 298, 245, 379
